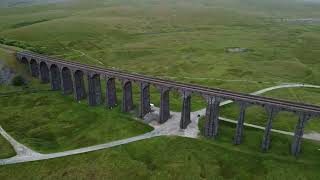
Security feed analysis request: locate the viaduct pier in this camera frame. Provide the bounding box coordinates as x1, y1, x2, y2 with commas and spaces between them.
17, 51, 320, 156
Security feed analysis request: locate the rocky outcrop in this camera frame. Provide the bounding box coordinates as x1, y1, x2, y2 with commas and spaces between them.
0, 60, 16, 85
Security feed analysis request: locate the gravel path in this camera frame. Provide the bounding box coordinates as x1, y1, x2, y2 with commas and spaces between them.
0, 83, 320, 165
0, 130, 163, 165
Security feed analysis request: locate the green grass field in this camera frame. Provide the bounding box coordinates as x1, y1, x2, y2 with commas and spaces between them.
0, 135, 15, 159
1, 0, 320, 92
0, 81, 153, 153
0, 120, 320, 179
1, 0, 320, 113
1, 0, 320, 179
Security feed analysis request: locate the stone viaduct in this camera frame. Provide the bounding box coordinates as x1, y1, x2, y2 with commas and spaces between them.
17, 51, 320, 156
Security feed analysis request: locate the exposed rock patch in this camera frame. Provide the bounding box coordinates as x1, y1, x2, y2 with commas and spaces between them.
0, 60, 16, 85
226, 47, 249, 53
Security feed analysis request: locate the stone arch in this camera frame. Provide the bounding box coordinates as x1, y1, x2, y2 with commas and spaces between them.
74, 70, 86, 100
39, 61, 50, 83
21, 57, 28, 64
88, 73, 102, 106
158, 87, 170, 124
121, 80, 133, 112
30, 59, 39, 77
61, 67, 73, 95
106, 77, 117, 108
50, 64, 61, 91
139, 83, 151, 118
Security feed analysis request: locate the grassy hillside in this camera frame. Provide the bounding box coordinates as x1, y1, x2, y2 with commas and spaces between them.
0, 83, 153, 153
0, 1, 320, 179
0, 135, 15, 159
0, 0, 319, 112
0, 122, 320, 179
0, 0, 320, 92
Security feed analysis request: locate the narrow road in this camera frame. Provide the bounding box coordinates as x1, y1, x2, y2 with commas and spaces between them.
0, 83, 320, 165
0, 129, 163, 165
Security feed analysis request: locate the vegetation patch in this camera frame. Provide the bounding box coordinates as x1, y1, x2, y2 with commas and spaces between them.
11, 75, 27, 86
0, 133, 320, 179
11, 19, 50, 29
0, 81, 153, 153
0, 38, 48, 54
0, 135, 15, 159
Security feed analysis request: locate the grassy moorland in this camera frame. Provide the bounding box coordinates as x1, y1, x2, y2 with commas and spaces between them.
1, 46, 320, 179
0, 136, 15, 159
0, 77, 150, 155
0, 83, 153, 153
0, 0, 319, 115
0, 0, 320, 92
0, 120, 320, 179
0, 0, 320, 179
0, 47, 153, 154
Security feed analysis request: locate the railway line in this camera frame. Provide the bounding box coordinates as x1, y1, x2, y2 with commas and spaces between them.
18, 51, 320, 116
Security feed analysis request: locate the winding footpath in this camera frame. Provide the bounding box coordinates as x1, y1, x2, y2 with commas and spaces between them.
1, 83, 320, 165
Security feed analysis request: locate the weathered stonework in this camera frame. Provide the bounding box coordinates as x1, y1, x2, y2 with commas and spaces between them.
106, 77, 117, 108
158, 87, 170, 124
61, 67, 73, 95
87, 74, 102, 106
204, 96, 221, 137
291, 113, 311, 156
140, 83, 151, 118
30, 59, 39, 77
39, 62, 49, 83
50, 65, 61, 91
121, 80, 133, 112
234, 102, 248, 145
17, 51, 320, 157
261, 107, 278, 151
180, 91, 191, 129
73, 70, 86, 101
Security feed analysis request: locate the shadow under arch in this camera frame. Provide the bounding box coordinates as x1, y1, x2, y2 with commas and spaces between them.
61, 67, 73, 95
29, 59, 39, 77
50, 64, 61, 91
39, 61, 49, 83
87, 73, 102, 106
74, 70, 86, 100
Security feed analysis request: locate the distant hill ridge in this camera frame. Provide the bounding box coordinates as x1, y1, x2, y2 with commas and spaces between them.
0, 0, 68, 8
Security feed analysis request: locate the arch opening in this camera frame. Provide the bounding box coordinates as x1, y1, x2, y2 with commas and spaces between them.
122, 81, 133, 112
61, 67, 73, 95
39, 62, 49, 83
30, 59, 39, 77
106, 77, 117, 108
74, 70, 86, 100
88, 74, 102, 106
21, 57, 28, 64
50, 64, 61, 91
